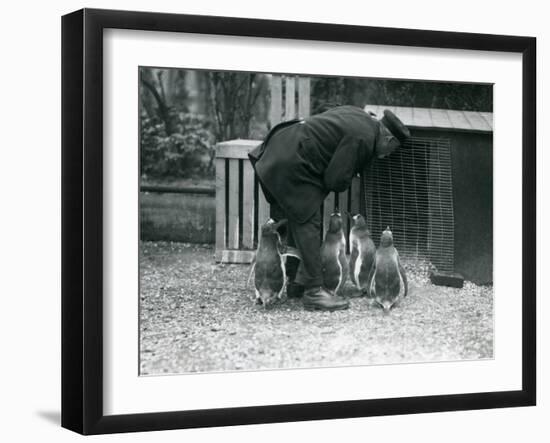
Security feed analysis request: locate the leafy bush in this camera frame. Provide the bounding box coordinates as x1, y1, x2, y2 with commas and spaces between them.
140, 111, 215, 180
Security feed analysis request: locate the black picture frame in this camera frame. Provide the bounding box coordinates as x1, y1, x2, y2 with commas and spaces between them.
61, 8, 536, 435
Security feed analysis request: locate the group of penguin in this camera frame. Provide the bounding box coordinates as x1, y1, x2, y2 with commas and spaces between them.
322, 212, 408, 313
251, 213, 408, 313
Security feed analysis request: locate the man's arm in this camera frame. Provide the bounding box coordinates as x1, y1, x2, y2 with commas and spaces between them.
323, 135, 363, 192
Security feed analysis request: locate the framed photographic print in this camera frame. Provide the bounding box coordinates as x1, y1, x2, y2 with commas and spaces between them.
61, 8, 536, 435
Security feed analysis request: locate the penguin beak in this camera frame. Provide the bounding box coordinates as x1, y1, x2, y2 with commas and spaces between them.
260, 295, 273, 309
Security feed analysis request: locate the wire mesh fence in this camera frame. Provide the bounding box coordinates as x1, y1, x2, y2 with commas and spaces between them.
362, 136, 455, 272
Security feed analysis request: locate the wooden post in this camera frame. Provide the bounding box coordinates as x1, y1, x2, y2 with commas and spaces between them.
298, 77, 311, 118
227, 159, 240, 250
242, 162, 255, 249
285, 76, 296, 120
270, 75, 282, 127
214, 158, 226, 262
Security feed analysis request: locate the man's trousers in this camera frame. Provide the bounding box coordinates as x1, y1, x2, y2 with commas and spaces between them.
270, 203, 323, 289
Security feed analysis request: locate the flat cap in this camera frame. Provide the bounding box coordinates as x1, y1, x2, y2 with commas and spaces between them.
380, 109, 411, 142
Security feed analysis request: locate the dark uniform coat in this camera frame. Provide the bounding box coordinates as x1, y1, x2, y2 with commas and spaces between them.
248, 105, 395, 224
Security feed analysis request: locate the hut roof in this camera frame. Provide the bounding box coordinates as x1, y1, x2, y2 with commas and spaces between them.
364, 104, 493, 132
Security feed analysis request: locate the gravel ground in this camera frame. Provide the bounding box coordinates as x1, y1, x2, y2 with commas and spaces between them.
140, 241, 493, 375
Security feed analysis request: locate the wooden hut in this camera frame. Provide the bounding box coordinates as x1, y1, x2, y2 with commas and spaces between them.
362, 105, 493, 285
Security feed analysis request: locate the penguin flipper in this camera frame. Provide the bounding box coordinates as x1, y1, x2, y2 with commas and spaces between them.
366, 261, 376, 297
335, 249, 348, 293
349, 248, 358, 285
282, 246, 302, 261
339, 250, 349, 283
246, 259, 256, 288
323, 267, 340, 291
398, 259, 408, 297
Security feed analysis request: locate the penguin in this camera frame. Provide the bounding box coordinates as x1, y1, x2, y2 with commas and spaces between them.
349, 214, 376, 295
321, 212, 349, 294
367, 227, 408, 313
250, 218, 301, 308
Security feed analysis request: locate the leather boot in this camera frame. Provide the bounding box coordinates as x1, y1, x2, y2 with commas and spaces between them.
286, 281, 305, 298
303, 287, 349, 311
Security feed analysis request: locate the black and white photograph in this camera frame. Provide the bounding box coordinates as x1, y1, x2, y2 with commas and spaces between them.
1, 0, 547, 439
138, 68, 494, 375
